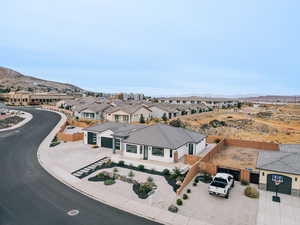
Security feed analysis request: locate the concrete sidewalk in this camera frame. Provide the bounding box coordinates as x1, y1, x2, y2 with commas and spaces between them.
37, 109, 212, 225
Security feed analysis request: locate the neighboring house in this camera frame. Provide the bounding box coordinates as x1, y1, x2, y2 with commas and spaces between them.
83, 122, 207, 163
74, 103, 112, 120
105, 104, 152, 123
257, 145, 300, 196
147, 104, 179, 119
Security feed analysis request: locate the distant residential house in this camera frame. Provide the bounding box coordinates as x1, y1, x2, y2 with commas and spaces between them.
105, 104, 152, 123
147, 104, 179, 119
74, 103, 112, 120
83, 122, 207, 163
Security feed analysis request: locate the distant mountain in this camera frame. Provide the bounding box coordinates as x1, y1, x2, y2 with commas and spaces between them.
0, 67, 84, 94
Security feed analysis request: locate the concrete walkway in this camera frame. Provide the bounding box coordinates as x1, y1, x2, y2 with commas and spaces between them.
37, 109, 213, 225
0, 110, 32, 132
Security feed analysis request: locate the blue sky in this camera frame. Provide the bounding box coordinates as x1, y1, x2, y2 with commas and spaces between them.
1, 0, 299, 96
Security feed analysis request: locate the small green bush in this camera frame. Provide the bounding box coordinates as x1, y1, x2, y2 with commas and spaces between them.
244, 186, 259, 198
118, 160, 125, 166
168, 204, 178, 213
176, 199, 183, 206
137, 164, 145, 171
162, 169, 170, 176
147, 176, 154, 183
113, 168, 119, 173
183, 194, 188, 200
104, 179, 115, 185
128, 170, 135, 178
241, 180, 249, 186
187, 189, 191, 194
96, 172, 105, 178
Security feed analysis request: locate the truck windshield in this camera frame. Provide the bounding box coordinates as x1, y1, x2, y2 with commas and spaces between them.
210, 181, 226, 188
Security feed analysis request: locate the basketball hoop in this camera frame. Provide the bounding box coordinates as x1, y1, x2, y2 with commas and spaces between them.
272, 175, 283, 203
274, 180, 281, 186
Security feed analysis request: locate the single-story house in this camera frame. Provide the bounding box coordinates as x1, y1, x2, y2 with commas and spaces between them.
74, 103, 112, 120
105, 104, 152, 123
257, 145, 300, 196
147, 104, 180, 119
83, 122, 207, 163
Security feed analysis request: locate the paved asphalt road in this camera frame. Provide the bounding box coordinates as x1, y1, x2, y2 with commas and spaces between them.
0, 108, 161, 225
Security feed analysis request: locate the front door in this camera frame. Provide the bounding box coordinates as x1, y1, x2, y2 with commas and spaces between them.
143, 145, 148, 160
188, 144, 194, 155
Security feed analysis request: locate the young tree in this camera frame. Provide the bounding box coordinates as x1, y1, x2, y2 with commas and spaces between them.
162, 113, 168, 122
139, 114, 145, 123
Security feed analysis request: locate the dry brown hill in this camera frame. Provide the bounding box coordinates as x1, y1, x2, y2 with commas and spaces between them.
0, 67, 84, 93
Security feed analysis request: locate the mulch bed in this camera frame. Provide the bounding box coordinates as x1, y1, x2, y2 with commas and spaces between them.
0, 116, 24, 129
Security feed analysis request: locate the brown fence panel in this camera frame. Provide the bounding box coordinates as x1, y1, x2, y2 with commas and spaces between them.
224, 139, 279, 151
184, 155, 201, 165
176, 161, 201, 195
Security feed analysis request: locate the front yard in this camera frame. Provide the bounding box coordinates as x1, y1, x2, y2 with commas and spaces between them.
49, 140, 259, 225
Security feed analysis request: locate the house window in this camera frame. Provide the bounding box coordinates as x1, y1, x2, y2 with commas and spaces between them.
124, 115, 129, 121
115, 115, 120, 121
296, 177, 298, 182
262, 172, 265, 176
170, 150, 173, 158
126, 144, 138, 153
152, 147, 164, 157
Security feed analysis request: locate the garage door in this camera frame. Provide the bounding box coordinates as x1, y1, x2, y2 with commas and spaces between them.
101, 137, 113, 149
267, 174, 292, 195
217, 167, 240, 181
250, 172, 260, 184
87, 132, 97, 145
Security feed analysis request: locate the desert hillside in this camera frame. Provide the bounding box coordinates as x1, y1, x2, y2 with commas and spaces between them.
0, 67, 84, 93
177, 104, 300, 144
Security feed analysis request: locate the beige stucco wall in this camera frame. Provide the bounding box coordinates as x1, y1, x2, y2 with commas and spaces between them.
259, 169, 300, 190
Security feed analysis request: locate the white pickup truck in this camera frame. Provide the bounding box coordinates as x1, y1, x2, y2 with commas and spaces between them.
208, 173, 234, 199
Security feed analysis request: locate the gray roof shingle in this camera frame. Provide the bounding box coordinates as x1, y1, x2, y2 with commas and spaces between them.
83, 122, 146, 137
257, 151, 300, 175
123, 123, 206, 149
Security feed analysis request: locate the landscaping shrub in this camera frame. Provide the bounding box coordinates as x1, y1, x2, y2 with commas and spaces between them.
244, 186, 259, 198
183, 194, 188, 200
137, 164, 145, 171
169, 119, 185, 128
187, 189, 191, 194
168, 204, 178, 213
147, 176, 154, 183
96, 172, 105, 178
92, 145, 99, 148
241, 180, 249, 186
118, 160, 125, 166
128, 170, 135, 178
113, 168, 119, 173
176, 199, 183, 206
132, 182, 155, 199
104, 179, 115, 185
162, 169, 170, 176
193, 182, 197, 186
129, 164, 134, 169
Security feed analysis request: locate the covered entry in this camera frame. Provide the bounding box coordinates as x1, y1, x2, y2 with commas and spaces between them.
101, 137, 113, 149
87, 132, 97, 145
217, 167, 241, 181
267, 174, 292, 195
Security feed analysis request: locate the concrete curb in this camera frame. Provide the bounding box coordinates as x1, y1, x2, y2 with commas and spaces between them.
0, 110, 33, 132
37, 109, 208, 225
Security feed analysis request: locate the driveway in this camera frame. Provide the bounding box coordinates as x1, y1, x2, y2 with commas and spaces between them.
257, 191, 300, 225
177, 181, 259, 225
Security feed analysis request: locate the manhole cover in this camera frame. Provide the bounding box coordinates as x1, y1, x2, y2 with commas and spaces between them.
67, 209, 80, 216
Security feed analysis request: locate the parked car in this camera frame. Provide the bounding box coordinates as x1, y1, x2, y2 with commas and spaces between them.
208, 173, 234, 199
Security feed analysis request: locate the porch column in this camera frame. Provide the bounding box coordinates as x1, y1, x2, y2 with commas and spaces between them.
113, 137, 116, 154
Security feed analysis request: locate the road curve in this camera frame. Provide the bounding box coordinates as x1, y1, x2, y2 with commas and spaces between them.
0, 108, 161, 225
